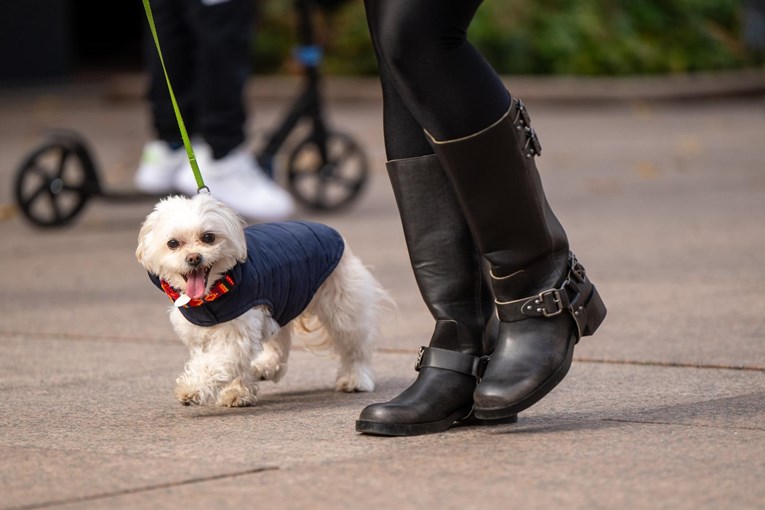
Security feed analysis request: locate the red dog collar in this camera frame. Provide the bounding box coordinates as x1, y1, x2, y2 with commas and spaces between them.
160, 273, 236, 308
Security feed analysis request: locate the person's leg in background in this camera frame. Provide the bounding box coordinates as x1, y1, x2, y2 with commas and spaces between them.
359, 0, 606, 432
137, 0, 293, 220
135, 0, 197, 194
172, 0, 294, 220
189, 0, 250, 159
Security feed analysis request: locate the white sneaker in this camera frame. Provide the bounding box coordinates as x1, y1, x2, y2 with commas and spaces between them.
175, 145, 295, 221
134, 140, 189, 194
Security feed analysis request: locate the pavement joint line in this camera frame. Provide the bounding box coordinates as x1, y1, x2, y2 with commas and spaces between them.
3, 332, 763, 373
601, 418, 765, 433
6, 466, 280, 510
0, 330, 177, 346
374, 347, 765, 373
574, 357, 765, 373
0, 366, 175, 392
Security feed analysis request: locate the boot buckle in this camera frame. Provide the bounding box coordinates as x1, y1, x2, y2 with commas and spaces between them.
536, 289, 565, 317
529, 128, 542, 156
569, 254, 587, 283
414, 346, 426, 371
513, 98, 532, 126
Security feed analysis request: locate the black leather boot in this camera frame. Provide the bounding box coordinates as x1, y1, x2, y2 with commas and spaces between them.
356, 155, 515, 436
428, 98, 607, 419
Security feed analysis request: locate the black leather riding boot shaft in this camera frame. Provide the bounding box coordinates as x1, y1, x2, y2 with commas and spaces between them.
427, 98, 606, 419
427, 101, 570, 289
386, 154, 492, 354
356, 154, 497, 436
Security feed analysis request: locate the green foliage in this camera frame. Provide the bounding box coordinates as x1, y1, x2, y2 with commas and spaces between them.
252, 0, 761, 76
470, 0, 755, 74
251, 0, 376, 74
252, 0, 297, 72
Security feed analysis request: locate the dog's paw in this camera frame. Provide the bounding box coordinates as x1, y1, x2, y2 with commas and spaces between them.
175, 388, 202, 406
217, 377, 257, 407
219, 394, 255, 407
174, 377, 207, 405
251, 352, 287, 382
336, 364, 375, 393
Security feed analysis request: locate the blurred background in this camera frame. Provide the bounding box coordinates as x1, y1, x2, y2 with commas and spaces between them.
1, 0, 764, 85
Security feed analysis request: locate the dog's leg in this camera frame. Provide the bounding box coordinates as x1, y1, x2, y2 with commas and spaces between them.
174, 347, 219, 405
309, 251, 382, 392
251, 321, 291, 383
175, 338, 257, 406
217, 374, 258, 407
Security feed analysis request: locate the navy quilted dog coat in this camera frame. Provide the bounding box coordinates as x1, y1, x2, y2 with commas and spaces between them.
149, 221, 345, 327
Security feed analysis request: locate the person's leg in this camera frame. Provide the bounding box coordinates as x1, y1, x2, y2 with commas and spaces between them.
365, 0, 510, 141
367, 0, 606, 419
136, 0, 197, 194
187, 0, 251, 159
356, 11, 500, 436
145, 0, 197, 146
173, 0, 294, 221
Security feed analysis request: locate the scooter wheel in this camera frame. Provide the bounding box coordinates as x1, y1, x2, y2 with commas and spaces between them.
14, 134, 99, 228
286, 131, 368, 211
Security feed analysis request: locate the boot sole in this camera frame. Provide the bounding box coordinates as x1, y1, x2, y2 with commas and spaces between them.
356, 408, 520, 436
456, 411, 519, 427
356, 406, 473, 436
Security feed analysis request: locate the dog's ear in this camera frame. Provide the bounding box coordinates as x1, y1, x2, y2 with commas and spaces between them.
231, 227, 248, 263
216, 205, 248, 263
135, 210, 158, 273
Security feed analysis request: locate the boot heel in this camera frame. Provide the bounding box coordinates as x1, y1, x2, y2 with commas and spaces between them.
582, 285, 607, 336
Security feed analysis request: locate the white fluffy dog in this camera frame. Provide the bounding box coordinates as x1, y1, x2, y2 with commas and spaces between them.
136, 194, 387, 407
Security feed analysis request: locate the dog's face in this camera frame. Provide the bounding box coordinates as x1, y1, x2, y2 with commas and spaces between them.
136, 194, 247, 299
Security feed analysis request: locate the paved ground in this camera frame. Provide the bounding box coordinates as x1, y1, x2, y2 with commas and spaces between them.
1, 75, 764, 509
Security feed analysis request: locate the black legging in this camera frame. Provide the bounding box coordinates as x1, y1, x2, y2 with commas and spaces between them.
364, 0, 511, 160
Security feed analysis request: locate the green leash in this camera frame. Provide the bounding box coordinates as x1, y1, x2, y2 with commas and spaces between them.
141, 0, 208, 193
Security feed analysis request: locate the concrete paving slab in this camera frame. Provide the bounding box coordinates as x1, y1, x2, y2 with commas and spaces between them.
530, 101, 765, 369
53, 423, 761, 510
1, 80, 764, 509
4, 87, 764, 368
2, 337, 761, 510
1, 447, 273, 510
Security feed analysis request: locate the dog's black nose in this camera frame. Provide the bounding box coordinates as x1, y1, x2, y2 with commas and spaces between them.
186, 253, 203, 267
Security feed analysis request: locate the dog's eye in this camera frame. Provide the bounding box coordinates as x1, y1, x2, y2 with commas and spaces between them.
201, 233, 216, 244
167, 239, 180, 250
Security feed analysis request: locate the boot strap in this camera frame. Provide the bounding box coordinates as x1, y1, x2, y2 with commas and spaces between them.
415, 346, 487, 379
510, 97, 542, 158
494, 253, 594, 337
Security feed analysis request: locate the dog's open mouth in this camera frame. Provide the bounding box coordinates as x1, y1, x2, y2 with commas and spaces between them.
182, 267, 211, 299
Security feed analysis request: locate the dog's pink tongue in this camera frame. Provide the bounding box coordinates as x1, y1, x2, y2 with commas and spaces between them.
186, 268, 206, 299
